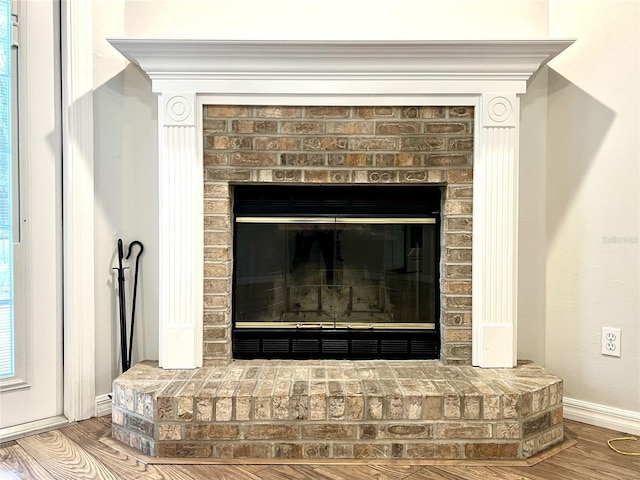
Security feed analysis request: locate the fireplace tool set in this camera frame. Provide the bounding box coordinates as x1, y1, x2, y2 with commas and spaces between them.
115, 239, 144, 373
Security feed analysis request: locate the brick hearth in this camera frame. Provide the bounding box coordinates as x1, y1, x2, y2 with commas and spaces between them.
112, 361, 562, 460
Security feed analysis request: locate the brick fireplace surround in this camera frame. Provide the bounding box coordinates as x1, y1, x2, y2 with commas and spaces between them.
202, 104, 474, 365
109, 39, 573, 460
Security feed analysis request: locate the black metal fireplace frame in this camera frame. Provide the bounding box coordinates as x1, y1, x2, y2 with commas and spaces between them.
231, 184, 442, 360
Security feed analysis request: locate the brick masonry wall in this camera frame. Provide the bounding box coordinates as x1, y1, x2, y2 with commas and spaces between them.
202, 106, 473, 366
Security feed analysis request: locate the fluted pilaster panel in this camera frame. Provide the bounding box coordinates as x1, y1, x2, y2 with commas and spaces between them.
158, 94, 202, 368
62, 0, 96, 420
472, 94, 519, 368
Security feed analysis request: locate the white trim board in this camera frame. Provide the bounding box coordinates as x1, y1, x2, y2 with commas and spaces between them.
0, 415, 69, 443
95, 393, 113, 418
61, 0, 96, 422
563, 397, 640, 436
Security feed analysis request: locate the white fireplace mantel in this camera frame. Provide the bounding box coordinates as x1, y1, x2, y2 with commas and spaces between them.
109, 39, 573, 369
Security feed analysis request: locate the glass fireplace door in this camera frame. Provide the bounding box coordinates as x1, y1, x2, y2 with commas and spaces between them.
234, 217, 438, 331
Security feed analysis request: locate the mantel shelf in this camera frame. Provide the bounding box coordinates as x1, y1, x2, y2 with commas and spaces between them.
108, 38, 574, 94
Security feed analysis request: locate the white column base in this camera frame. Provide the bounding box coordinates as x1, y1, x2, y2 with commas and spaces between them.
476, 324, 516, 368
160, 326, 200, 369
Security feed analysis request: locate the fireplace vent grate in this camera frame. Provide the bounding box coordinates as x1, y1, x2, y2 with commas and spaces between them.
262, 339, 290, 353
322, 339, 349, 353
233, 329, 439, 360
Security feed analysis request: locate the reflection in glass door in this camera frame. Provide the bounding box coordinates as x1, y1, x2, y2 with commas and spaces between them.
234, 217, 438, 330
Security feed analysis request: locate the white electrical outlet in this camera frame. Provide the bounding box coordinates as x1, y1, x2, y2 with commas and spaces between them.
601, 327, 621, 357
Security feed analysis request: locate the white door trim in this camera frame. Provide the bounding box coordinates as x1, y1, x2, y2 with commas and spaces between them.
61, 0, 95, 422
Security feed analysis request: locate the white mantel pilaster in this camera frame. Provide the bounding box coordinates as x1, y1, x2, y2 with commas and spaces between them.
473, 93, 520, 367
109, 39, 573, 369
158, 93, 203, 368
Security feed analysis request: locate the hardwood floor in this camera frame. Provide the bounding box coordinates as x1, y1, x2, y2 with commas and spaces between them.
1, 417, 638, 479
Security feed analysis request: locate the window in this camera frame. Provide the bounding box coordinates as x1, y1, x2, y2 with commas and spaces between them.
0, 0, 14, 378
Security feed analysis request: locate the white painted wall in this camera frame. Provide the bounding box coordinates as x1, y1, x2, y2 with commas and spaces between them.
546, 0, 639, 414
93, 0, 159, 393
518, 67, 550, 365
119, 0, 549, 40
91, 0, 553, 395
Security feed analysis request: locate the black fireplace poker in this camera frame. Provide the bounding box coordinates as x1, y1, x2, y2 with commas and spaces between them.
115, 238, 144, 373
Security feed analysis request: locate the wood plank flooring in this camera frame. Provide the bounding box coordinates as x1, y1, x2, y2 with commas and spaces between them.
0, 417, 638, 479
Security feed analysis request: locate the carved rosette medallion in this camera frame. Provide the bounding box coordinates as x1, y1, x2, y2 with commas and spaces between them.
482, 94, 517, 128
163, 93, 196, 126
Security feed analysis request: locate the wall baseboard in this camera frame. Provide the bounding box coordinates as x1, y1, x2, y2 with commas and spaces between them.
563, 397, 640, 436
0, 416, 69, 443
95, 393, 113, 418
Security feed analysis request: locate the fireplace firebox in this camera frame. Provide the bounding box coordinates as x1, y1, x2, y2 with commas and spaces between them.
232, 185, 441, 359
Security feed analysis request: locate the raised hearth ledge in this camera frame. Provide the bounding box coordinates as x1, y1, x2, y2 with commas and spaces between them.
112, 360, 564, 460
109, 39, 574, 369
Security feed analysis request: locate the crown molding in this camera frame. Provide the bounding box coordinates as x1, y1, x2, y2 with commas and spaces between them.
108, 39, 574, 95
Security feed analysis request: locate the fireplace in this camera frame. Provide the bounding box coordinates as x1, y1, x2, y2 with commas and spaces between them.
108, 39, 572, 461
233, 185, 441, 359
